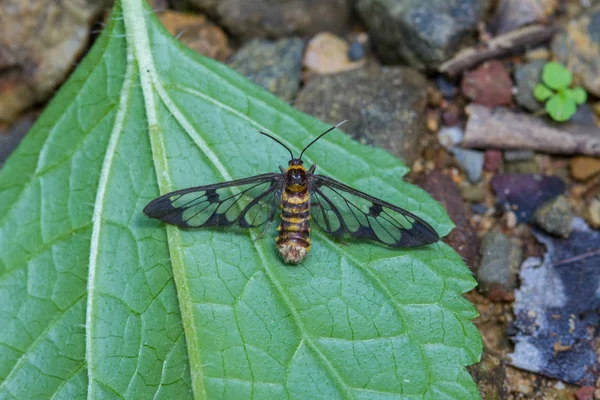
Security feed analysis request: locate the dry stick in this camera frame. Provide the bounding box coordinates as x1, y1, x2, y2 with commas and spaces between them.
463, 105, 600, 156
439, 24, 558, 76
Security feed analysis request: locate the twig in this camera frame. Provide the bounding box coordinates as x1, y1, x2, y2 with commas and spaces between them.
463, 105, 600, 156
439, 24, 558, 76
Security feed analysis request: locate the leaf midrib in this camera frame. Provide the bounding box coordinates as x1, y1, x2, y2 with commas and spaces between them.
123, 2, 358, 397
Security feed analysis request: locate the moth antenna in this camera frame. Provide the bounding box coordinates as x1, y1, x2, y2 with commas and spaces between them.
255, 129, 295, 161
299, 120, 347, 161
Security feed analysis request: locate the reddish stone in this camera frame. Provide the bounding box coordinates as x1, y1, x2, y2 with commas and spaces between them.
414, 169, 478, 269
575, 386, 594, 400
461, 61, 513, 107
483, 149, 503, 172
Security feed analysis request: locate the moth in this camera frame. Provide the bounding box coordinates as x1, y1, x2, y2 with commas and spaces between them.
143, 121, 440, 264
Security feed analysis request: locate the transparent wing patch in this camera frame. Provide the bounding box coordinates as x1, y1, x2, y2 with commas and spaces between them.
310, 175, 439, 247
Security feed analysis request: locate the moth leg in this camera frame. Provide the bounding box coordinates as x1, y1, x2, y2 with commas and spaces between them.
255, 220, 273, 240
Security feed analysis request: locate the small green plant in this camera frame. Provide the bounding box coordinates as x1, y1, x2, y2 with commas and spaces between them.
534, 61, 587, 122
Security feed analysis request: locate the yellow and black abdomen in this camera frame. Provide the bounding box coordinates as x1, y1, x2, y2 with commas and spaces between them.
276, 189, 311, 264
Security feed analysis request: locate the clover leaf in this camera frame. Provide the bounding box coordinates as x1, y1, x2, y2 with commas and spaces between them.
534, 61, 587, 122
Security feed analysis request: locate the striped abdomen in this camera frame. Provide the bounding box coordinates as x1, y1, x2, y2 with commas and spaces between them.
276, 189, 311, 264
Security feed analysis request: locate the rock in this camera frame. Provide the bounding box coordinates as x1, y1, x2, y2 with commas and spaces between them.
509, 226, 600, 385
514, 59, 546, 112
491, 0, 552, 35
303, 32, 364, 75
587, 197, 600, 228
0, 114, 36, 167
570, 156, 600, 181
504, 159, 540, 174
148, 0, 170, 9
460, 183, 485, 203
0, 1, 111, 124
461, 61, 514, 107
504, 149, 534, 162
534, 195, 574, 238
468, 346, 507, 399
436, 75, 457, 99
575, 386, 595, 400
483, 149, 503, 172
441, 102, 463, 126
347, 39, 366, 62
228, 38, 305, 103
294, 65, 429, 165
437, 126, 463, 149
491, 173, 565, 222
158, 11, 232, 62
413, 169, 479, 269
471, 203, 489, 215
477, 230, 522, 301
173, 0, 350, 40
551, 3, 600, 97
451, 147, 484, 183
354, 0, 489, 69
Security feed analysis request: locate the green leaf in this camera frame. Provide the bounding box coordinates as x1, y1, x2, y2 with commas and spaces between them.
534, 83, 554, 101
567, 87, 587, 105
542, 61, 572, 90
0, 0, 482, 399
546, 93, 577, 122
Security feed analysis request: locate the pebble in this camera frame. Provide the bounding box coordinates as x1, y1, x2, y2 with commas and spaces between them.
471, 203, 489, 215
504, 150, 535, 162
347, 40, 366, 61
570, 156, 600, 181
0, 1, 106, 123
354, 0, 487, 68
534, 195, 574, 238
505, 160, 540, 174
483, 149, 503, 172
461, 61, 514, 107
452, 147, 485, 183
477, 230, 522, 301
491, 0, 552, 35
176, 0, 350, 40
435, 76, 457, 99
158, 11, 232, 62
514, 60, 546, 112
491, 173, 565, 223
303, 32, 364, 75
588, 197, 600, 229
551, 3, 600, 97
441, 103, 463, 126
460, 183, 485, 203
437, 126, 464, 149
228, 37, 305, 102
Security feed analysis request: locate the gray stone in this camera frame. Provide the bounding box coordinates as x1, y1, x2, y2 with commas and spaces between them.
228, 38, 305, 103
354, 0, 489, 69
477, 231, 522, 293
451, 147, 484, 183
551, 3, 600, 97
437, 126, 464, 149
534, 195, 574, 238
491, 0, 550, 35
504, 149, 535, 162
514, 60, 545, 112
173, 0, 350, 40
294, 65, 430, 165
